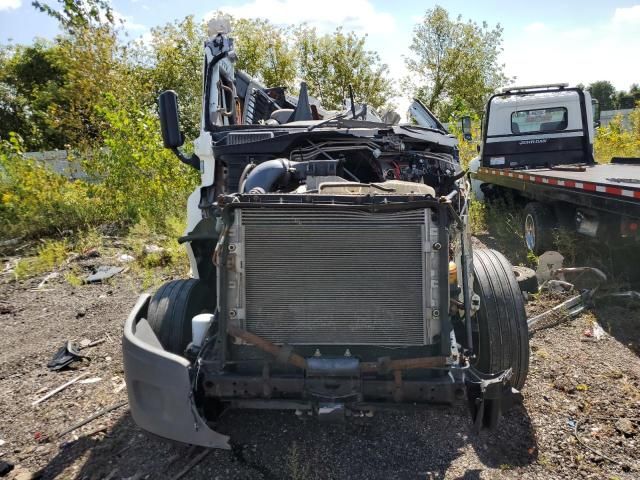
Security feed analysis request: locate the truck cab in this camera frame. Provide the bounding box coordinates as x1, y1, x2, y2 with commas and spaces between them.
469, 84, 640, 255
478, 84, 595, 171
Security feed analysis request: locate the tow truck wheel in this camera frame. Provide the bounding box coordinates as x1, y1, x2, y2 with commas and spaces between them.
472, 249, 529, 390
147, 279, 214, 355
523, 202, 556, 254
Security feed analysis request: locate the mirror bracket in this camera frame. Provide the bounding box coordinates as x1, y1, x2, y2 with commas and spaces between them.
172, 148, 200, 170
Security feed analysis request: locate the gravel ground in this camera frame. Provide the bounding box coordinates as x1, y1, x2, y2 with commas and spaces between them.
1, 251, 639, 479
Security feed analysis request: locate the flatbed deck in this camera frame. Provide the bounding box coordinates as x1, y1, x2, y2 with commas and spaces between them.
475, 163, 640, 218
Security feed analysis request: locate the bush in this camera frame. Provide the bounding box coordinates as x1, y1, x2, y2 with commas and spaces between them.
594, 105, 640, 163
0, 100, 198, 242
0, 134, 111, 240
14, 239, 70, 279
90, 96, 198, 229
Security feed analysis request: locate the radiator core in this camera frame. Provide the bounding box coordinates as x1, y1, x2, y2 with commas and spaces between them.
225, 207, 441, 346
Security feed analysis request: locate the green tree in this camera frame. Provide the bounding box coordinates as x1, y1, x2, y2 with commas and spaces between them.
143, 16, 206, 140
31, 0, 113, 32
295, 27, 393, 110
232, 17, 297, 89
615, 83, 640, 109
404, 5, 508, 119
0, 41, 68, 149
587, 80, 616, 111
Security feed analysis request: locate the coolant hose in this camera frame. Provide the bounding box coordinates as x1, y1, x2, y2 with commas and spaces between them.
241, 158, 298, 193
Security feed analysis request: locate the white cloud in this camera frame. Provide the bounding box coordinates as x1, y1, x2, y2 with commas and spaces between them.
612, 5, 640, 24
209, 0, 396, 34
502, 7, 640, 92
0, 0, 21, 11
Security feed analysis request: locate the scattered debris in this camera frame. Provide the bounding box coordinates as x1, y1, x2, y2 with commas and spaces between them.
79, 248, 100, 260
173, 448, 212, 480
0, 303, 14, 315
78, 338, 106, 350
535, 251, 564, 282
77, 377, 102, 385
37, 272, 60, 290
118, 253, 135, 263
84, 266, 124, 283
0, 460, 14, 476
529, 266, 608, 331
32, 372, 89, 406
57, 400, 128, 438
574, 417, 640, 471
528, 291, 589, 330
114, 382, 126, 393
615, 418, 636, 437
544, 279, 574, 293
143, 244, 165, 255
582, 321, 605, 342
513, 265, 538, 293
47, 341, 88, 371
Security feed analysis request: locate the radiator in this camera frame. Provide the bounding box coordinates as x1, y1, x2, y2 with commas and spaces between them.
225, 207, 441, 346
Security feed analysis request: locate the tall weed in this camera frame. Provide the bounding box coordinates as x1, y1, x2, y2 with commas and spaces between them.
594, 104, 640, 163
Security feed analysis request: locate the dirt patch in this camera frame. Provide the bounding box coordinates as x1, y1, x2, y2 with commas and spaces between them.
1, 260, 639, 479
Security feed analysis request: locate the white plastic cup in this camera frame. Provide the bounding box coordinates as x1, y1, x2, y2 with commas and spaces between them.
192, 313, 214, 347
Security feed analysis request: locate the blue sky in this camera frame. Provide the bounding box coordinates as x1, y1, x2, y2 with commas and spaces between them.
2, 0, 639, 107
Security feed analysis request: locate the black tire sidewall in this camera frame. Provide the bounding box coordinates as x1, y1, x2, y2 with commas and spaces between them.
147, 279, 215, 355
472, 249, 530, 390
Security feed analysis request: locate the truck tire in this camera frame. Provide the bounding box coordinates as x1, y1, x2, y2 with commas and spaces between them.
473, 249, 529, 390
523, 202, 556, 254
147, 279, 214, 355
512, 265, 538, 293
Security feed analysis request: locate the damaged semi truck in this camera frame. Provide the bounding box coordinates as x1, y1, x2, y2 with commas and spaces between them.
122, 18, 529, 449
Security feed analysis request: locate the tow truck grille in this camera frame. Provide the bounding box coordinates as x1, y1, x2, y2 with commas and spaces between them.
233, 208, 438, 346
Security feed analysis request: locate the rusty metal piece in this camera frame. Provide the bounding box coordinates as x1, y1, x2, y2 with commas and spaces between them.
552, 267, 607, 285
227, 325, 307, 370
228, 325, 448, 374
360, 356, 448, 373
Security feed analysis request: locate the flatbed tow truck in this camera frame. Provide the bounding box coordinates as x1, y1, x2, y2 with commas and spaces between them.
469, 83, 640, 254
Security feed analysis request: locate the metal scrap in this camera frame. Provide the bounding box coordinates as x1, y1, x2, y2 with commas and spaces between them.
32, 372, 89, 406
84, 266, 124, 283
57, 400, 128, 438
172, 448, 212, 480
528, 267, 608, 331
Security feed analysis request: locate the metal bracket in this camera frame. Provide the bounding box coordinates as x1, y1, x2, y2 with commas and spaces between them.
465, 367, 519, 431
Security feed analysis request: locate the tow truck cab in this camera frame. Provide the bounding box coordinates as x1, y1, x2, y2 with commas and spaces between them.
469, 84, 640, 255
478, 84, 595, 171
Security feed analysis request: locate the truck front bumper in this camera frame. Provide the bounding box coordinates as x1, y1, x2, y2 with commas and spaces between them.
123, 295, 520, 447
122, 294, 230, 449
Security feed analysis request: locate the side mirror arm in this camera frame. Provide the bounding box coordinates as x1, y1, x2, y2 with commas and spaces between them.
172, 148, 200, 170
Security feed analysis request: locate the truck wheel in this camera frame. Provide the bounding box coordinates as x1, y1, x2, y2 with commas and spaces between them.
512, 265, 538, 293
523, 202, 556, 254
472, 249, 529, 390
147, 279, 214, 355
